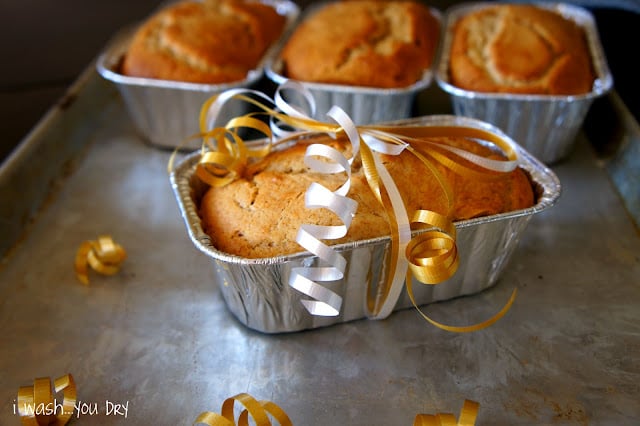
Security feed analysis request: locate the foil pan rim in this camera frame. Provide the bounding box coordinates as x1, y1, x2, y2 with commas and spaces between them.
169, 114, 561, 267
96, 0, 300, 92
265, 64, 433, 95
434, 1, 614, 102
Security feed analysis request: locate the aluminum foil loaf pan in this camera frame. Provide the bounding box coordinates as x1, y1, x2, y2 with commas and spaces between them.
435, 2, 613, 164
96, 0, 299, 150
170, 115, 561, 333
265, 4, 442, 125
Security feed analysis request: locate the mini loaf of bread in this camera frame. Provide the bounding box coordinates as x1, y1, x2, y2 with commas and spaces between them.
121, 0, 286, 84
279, 0, 440, 88
449, 4, 595, 95
199, 134, 535, 258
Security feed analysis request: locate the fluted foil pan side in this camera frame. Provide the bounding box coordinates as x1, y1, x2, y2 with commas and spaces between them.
435, 2, 613, 164
170, 115, 561, 333
96, 0, 300, 150
264, 4, 442, 125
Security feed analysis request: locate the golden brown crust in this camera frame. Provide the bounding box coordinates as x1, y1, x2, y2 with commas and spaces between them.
280, 0, 440, 88
449, 4, 594, 95
121, 0, 286, 84
199, 134, 535, 258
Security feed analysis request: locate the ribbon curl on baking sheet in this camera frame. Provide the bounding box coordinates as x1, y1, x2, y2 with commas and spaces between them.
192, 393, 478, 426
74, 235, 126, 285
17, 374, 77, 426
415, 399, 480, 426
182, 80, 519, 331
194, 393, 292, 426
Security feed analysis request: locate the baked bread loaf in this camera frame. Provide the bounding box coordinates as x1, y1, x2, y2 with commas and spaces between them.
449, 4, 595, 95
121, 0, 287, 84
199, 134, 535, 258
279, 0, 440, 88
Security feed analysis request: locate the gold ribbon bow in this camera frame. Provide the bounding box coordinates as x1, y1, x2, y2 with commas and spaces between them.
74, 235, 127, 285
194, 393, 292, 426
414, 400, 479, 426
17, 374, 77, 426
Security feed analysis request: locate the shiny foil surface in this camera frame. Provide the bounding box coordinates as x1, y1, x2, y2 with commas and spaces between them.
96, 0, 300, 150
265, 4, 442, 125
435, 2, 613, 164
170, 115, 561, 333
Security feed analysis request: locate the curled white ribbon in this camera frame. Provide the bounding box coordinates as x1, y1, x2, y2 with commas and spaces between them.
289, 180, 357, 316
287, 105, 361, 316
417, 138, 517, 173
274, 80, 317, 120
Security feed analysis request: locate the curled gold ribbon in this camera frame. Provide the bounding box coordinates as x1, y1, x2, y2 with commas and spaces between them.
193, 393, 292, 426
192, 394, 478, 426
74, 235, 126, 285
414, 400, 479, 426
182, 81, 520, 331
17, 374, 77, 426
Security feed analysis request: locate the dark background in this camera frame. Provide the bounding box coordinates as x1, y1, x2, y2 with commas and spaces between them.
1, 0, 638, 164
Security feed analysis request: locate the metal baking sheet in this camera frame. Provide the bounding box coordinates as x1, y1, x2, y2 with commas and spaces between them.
1, 65, 639, 424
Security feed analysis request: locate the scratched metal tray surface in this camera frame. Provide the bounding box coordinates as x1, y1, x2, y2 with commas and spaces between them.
1, 66, 639, 424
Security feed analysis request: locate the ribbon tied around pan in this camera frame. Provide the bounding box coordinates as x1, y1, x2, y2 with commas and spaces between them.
177, 80, 519, 331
